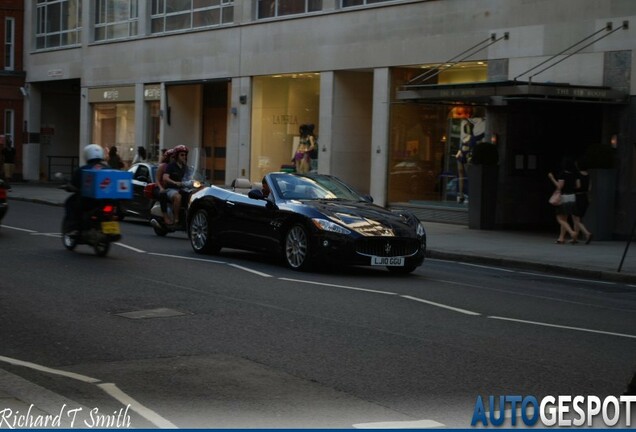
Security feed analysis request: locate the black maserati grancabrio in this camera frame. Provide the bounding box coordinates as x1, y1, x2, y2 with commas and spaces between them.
186, 172, 426, 273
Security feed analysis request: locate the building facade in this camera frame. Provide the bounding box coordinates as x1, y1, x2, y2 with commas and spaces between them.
0, 0, 24, 180
21, 0, 636, 236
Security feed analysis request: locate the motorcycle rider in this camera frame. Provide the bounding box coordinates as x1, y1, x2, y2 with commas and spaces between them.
156, 148, 176, 225
163, 145, 189, 226
66, 144, 108, 234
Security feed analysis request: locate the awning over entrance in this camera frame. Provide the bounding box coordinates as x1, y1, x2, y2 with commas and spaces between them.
396, 80, 628, 105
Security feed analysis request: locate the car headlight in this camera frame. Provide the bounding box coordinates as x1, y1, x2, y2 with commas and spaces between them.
416, 222, 425, 237
311, 218, 351, 235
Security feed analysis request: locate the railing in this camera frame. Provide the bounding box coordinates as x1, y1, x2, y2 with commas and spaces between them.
47, 156, 79, 181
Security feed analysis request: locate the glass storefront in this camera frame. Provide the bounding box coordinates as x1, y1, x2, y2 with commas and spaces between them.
92, 102, 136, 166
389, 65, 487, 206
250, 73, 320, 182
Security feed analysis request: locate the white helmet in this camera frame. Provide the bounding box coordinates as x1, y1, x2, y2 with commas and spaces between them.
84, 144, 104, 161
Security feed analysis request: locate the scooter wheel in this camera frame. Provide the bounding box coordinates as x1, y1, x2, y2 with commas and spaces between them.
151, 218, 168, 237
61, 222, 77, 251
94, 241, 110, 257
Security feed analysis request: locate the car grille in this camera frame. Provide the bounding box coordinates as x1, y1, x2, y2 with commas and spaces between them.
355, 238, 421, 257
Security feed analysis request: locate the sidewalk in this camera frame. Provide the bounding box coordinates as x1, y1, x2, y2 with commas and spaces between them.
5, 181, 636, 283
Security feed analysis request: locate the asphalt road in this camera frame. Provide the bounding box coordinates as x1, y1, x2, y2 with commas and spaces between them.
1, 200, 636, 428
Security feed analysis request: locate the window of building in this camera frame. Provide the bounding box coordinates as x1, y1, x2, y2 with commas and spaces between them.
341, 0, 396, 7
257, 0, 322, 19
94, 0, 139, 41
92, 103, 136, 165
36, 0, 82, 50
250, 74, 320, 182
151, 0, 234, 34
388, 63, 488, 206
4, 18, 14, 71
4, 109, 14, 146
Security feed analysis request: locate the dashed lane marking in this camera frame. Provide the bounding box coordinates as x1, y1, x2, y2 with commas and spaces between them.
401, 295, 481, 316
489, 316, 636, 340
3, 225, 37, 233
279, 277, 396, 296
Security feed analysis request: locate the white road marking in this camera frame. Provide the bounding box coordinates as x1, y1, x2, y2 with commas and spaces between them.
489, 316, 636, 339
0, 355, 176, 428
0, 355, 99, 383
30, 232, 61, 237
98, 383, 178, 428
353, 419, 445, 428
148, 252, 226, 264
517, 271, 616, 285
279, 278, 397, 295
456, 261, 517, 272
401, 295, 481, 316
227, 263, 273, 277
3, 225, 37, 233
114, 242, 146, 253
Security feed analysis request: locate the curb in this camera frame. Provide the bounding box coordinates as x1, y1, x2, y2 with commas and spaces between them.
427, 250, 636, 286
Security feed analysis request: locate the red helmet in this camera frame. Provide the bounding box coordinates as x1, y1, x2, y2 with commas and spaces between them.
173, 145, 189, 155
161, 148, 176, 163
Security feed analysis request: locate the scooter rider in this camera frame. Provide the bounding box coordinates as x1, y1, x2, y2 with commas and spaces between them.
66, 144, 108, 233
156, 148, 176, 225
163, 145, 189, 226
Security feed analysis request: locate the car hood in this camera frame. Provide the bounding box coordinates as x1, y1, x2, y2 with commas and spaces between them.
301, 200, 416, 237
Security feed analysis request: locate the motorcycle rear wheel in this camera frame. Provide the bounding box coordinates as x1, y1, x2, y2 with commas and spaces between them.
94, 241, 110, 257
61, 220, 77, 251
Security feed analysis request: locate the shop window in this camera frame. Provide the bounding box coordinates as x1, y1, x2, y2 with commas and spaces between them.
250, 74, 320, 182
92, 103, 136, 166
151, 0, 234, 33
388, 65, 487, 206
257, 0, 322, 19
94, 0, 139, 41
35, 0, 82, 50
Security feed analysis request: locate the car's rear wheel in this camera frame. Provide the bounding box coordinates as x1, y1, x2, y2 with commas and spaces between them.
189, 209, 220, 254
284, 224, 311, 271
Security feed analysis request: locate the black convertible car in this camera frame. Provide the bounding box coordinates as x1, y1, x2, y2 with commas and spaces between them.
186, 172, 426, 273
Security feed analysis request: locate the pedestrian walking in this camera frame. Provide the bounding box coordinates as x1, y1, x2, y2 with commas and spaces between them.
548, 157, 578, 244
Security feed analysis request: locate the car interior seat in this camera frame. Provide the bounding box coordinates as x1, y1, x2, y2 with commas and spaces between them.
231, 178, 253, 194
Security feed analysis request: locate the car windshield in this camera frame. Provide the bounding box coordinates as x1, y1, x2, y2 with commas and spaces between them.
269, 173, 364, 201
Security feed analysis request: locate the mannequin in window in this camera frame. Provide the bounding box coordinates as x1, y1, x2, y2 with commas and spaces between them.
454, 117, 485, 203
293, 124, 315, 174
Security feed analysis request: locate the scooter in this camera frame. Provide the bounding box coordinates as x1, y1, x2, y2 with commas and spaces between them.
149, 179, 202, 237
60, 183, 122, 257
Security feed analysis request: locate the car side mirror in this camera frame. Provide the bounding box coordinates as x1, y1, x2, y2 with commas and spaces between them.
248, 189, 263, 200
362, 194, 374, 203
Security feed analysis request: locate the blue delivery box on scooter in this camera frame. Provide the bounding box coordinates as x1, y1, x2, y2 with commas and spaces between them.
81, 169, 133, 200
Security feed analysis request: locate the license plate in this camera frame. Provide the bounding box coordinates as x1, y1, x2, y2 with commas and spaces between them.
101, 221, 120, 235
371, 256, 404, 267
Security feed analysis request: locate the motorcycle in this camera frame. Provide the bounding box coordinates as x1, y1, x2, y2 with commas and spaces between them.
149, 179, 203, 236
60, 182, 122, 257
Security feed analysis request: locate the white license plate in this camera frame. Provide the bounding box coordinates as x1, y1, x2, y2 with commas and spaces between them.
371, 256, 404, 267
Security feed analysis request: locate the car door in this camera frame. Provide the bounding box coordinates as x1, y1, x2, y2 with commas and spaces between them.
222, 192, 278, 252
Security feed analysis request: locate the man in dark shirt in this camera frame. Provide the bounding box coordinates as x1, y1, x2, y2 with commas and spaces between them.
162, 145, 189, 226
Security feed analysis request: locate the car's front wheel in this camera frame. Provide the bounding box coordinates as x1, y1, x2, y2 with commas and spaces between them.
189, 209, 220, 254
284, 224, 311, 271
